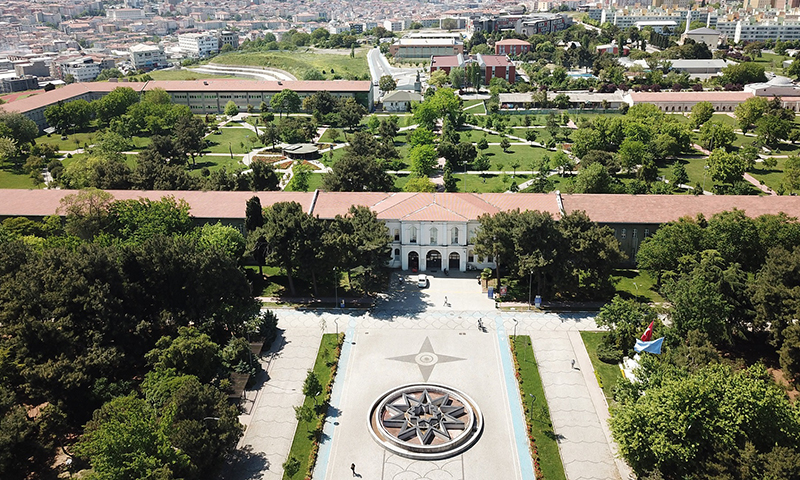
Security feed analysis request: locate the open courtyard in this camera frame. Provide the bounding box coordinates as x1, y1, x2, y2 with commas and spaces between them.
228, 272, 625, 480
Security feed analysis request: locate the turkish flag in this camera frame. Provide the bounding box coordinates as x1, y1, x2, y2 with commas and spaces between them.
641, 321, 654, 342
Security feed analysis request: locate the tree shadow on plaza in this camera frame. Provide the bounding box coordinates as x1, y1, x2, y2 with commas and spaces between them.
217, 445, 270, 480
370, 280, 432, 320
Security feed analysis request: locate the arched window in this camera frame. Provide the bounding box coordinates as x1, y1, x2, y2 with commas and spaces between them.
451, 227, 459, 244
430, 227, 438, 245
410, 226, 417, 243
394, 248, 400, 261
394, 229, 400, 241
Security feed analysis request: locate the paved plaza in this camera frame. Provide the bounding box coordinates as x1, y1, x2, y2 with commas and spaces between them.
230, 272, 629, 480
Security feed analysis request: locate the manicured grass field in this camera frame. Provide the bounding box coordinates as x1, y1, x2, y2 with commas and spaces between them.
204, 128, 261, 153
211, 48, 369, 80
510, 335, 567, 480
0, 167, 39, 189
284, 172, 325, 192
189, 155, 246, 173
749, 157, 788, 192
580, 332, 625, 405
481, 144, 551, 170
454, 173, 528, 193
613, 269, 664, 303
147, 69, 238, 81
37, 132, 98, 151
282, 334, 342, 480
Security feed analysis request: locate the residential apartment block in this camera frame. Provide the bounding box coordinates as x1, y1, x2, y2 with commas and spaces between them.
130, 43, 168, 71
178, 32, 219, 58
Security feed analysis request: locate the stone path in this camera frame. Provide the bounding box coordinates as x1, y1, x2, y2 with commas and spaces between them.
222, 326, 321, 480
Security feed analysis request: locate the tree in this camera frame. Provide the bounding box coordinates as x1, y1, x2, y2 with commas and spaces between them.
408, 144, 438, 177
251, 202, 308, 295
403, 176, 437, 192
755, 114, 793, 147
784, 154, 800, 193
476, 137, 489, 151
689, 101, 714, 129
720, 62, 767, 86
698, 121, 736, 151
449, 67, 466, 89
322, 154, 393, 192
473, 154, 490, 180
302, 370, 323, 404
672, 162, 689, 188
224, 100, 238, 117
525, 129, 538, 144
245, 196, 264, 232
379, 75, 396, 92
408, 127, 434, 148
260, 123, 281, 149
500, 137, 511, 153
59, 188, 114, 240
286, 163, 312, 192
75, 395, 191, 480
465, 62, 483, 91
429, 69, 449, 88
248, 159, 280, 191
303, 91, 337, 123
173, 115, 207, 168
574, 163, 615, 193
271, 89, 302, 118
337, 97, 367, 131
0, 111, 38, 147
735, 96, 769, 133
610, 364, 800, 478
92, 87, 140, 126
146, 327, 222, 383
443, 163, 457, 192
596, 295, 657, 354
707, 148, 745, 187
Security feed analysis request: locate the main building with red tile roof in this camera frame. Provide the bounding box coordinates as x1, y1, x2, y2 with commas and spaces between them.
1, 190, 798, 272
1, 79, 374, 130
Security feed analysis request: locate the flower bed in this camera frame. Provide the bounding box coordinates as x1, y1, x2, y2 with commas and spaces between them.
509, 335, 566, 480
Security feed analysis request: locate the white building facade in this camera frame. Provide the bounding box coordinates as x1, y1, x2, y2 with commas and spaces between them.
178, 33, 219, 58
130, 44, 167, 71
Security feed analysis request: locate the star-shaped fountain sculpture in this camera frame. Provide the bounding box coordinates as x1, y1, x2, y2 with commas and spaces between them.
388, 337, 465, 381
382, 389, 467, 445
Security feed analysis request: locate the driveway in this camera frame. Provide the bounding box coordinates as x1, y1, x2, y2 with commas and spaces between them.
374, 270, 495, 317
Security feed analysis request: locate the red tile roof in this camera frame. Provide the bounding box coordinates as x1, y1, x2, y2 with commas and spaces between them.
430, 56, 463, 68
629, 91, 753, 103
0, 83, 147, 113
562, 194, 800, 224
0, 189, 316, 219
494, 39, 531, 45
143, 79, 372, 93
479, 55, 513, 67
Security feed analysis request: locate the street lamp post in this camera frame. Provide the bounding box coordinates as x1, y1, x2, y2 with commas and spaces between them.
513, 318, 518, 338
528, 270, 533, 307
702, 164, 709, 193
333, 267, 338, 308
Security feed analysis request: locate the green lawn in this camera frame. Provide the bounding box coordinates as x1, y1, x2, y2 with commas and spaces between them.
204, 128, 261, 154
284, 172, 324, 192
580, 332, 625, 405
481, 144, 551, 170
190, 155, 245, 173
454, 173, 528, 193
211, 48, 370, 81
37, 132, 98, 151
749, 157, 788, 192
147, 69, 239, 81
510, 336, 567, 480
613, 269, 664, 303
754, 52, 790, 73
0, 167, 39, 189
283, 334, 342, 480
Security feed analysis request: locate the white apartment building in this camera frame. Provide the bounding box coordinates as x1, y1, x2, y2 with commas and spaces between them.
130, 44, 167, 71
61, 58, 101, 82
178, 32, 219, 58
384, 19, 406, 32
106, 8, 147, 21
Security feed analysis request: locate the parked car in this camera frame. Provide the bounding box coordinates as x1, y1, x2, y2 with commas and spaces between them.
417, 274, 428, 288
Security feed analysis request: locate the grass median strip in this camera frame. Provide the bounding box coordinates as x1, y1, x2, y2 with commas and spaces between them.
510, 335, 566, 480
283, 333, 345, 480
579, 332, 624, 404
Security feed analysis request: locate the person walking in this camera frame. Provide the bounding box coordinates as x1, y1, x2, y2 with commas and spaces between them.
443, 296, 448, 306
571, 359, 576, 369
351, 463, 356, 476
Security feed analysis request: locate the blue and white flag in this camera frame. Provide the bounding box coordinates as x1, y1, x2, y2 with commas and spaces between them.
634, 337, 664, 355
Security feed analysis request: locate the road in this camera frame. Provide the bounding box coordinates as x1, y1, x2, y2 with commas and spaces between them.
367, 47, 420, 90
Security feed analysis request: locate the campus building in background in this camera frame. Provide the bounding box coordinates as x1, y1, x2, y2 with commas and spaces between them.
130, 44, 168, 71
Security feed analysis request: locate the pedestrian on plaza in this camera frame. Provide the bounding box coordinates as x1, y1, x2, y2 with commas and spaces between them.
351, 463, 356, 476
444, 296, 448, 306
571, 359, 575, 369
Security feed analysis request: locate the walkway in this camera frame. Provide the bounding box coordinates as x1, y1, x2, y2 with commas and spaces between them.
221, 326, 322, 480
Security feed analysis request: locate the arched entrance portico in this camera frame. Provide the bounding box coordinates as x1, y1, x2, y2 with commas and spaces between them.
426, 250, 442, 271
448, 252, 460, 270
408, 251, 419, 272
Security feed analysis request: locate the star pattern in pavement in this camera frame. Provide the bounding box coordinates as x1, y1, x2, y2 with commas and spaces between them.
388, 337, 465, 381
382, 389, 467, 445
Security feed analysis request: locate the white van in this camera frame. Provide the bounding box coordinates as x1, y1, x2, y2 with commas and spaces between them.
417, 274, 428, 288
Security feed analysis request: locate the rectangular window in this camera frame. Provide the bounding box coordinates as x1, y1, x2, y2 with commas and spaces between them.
621, 228, 627, 239
644, 228, 650, 237
632, 229, 637, 238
